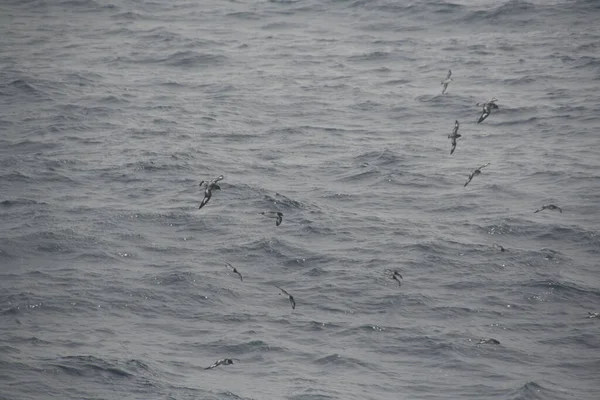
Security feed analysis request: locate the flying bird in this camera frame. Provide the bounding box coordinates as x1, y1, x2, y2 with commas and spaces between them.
477, 98, 499, 123
534, 204, 562, 214
494, 244, 506, 252
225, 263, 243, 281
391, 270, 403, 287
205, 358, 235, 370
441, 70, 452, 94
464, 162, 490, 187
262, 211, 283, 226
199, 175, 224, 209
274, 285, 296, 310
448, 120, 461, 155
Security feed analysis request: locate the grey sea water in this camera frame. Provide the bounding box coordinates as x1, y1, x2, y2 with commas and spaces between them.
1, 0, 600, 399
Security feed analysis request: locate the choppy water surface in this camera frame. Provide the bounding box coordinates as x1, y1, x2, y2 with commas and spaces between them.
1, 0, 600, 399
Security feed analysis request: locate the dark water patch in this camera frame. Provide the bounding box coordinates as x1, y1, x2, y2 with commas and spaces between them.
504, 381, 553, 400
160, 51, 228, 68
463, 0, 536, 23
313, 353, 372, 369
204, 339, 284, 354
112, 11, 147, 20
0, 198, 45, 207
347, 51, 392, 62
49, 355, 133, 378
262, 192, 304, 209
226, 11, 261, 20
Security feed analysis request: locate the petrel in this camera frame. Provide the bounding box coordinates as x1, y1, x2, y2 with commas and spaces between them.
534, 204, 562, 214
448, 120, 461, 155
199, 175, 224, 209
464, 162, 490, 187
441, 70, 452, 94
274, 285, 296, 310
477, 98, 499, 124
225, 262, 243, 281
262, 211, 283, 226
391, 270, 403, 287
478, 338, 500, 345
205, 358, 235, 370
494, 244, 506, 252
587, 312, 599, 319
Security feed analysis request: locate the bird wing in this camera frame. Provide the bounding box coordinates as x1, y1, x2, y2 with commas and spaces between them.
477, 110, 489, 123
464, 174, 473, 187
479, 162, 491, 170
290, 296, 296, 309
212, 175, 224, 183
446, 70, 452, 80
199, 193, 211, 209
274, 285, 290, 297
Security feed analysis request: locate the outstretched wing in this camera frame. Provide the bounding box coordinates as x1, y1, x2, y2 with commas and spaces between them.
450, 139, 457, 155
478, 109, 489, 124
478, 162, 491, 170
446, 70, 452, 80
274, 285, 290, 297
464, 173, 474, 187
199, 192, 211, 209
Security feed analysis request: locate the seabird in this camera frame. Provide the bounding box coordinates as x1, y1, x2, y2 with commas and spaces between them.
391, 270, 403, 287
199, 175, 224, 209
274, 285, 296, 310
441, 70, 452, 94
464, 162, 490, 187
205, 358, 235, 370
587, 312, 599, 319
494, 244, 506, 252
225, 262, 243, 281
262, 211, 283, 226
448, 120, 461, 155
534, 204, 562, 214
477, 98, 499, 124
478, 338, 500, 345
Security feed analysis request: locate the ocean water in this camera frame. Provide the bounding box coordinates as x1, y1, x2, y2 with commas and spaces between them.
1, 0, 600, 399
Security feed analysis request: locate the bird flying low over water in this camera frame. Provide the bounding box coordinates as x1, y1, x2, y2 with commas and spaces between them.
205, 358, 235, 370
225, 262, 243, 281
448, 120, 461, 155
199, 175, 224, 209
464, 162, 490, 187
477, 98, 499, 124
274, 285, 296, 310
262, 211, 283, 226
534, 204, 562, 214
441, 70, 452, 94
391, 270, 403, 287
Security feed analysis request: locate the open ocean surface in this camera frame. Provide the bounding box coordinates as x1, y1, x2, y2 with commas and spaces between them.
1, 0, 600, 399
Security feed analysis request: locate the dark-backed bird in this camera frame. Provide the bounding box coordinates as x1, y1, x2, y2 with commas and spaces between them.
448, 120, 461, 155
441, 70, 452, 94
262, 211, 283, 226
391, 270, 403, 287
205, 358, 235, 370
225, 262, 243, 281
199, 175, 224, 209
274, 285, 296, 310
477, 98, 499, 123
464, 162, 490, 187
534, 204, 562, 214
